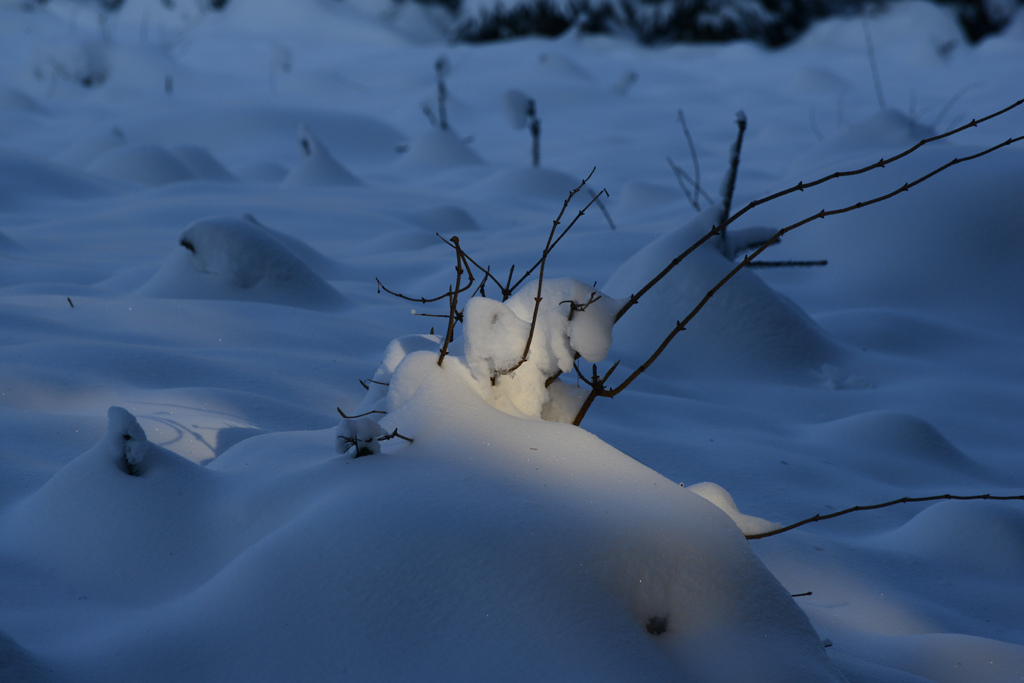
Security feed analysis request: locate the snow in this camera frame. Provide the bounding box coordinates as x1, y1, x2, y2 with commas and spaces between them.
1, 0, 1023, 681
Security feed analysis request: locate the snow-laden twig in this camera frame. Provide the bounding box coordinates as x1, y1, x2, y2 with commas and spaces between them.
745, 493, 1024, 540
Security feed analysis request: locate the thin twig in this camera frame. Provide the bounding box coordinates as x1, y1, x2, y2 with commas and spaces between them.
666, 156, 698, 209
507, 170, 602, 294
746, 493, 1024, 540
505, 186, 571, 374
678, 109, 706, 209
338, 407, 387, 419
588, 188, 617, 231
718, 111, 747, 250
380, 428, 415, 444
436, 56, 449, 131
862, 15, 886, 110
747, 259, 828, 268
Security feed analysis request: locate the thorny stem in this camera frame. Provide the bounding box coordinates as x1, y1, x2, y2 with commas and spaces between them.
612, 97, 1024, 325
573, 131, 1024, 426
745, 493, 1024, 540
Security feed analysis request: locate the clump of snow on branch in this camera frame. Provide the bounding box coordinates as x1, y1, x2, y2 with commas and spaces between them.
350, 278, 621, 426
336, 418, 389, 458
685, 481, 781, 536
463, 278, 622, 419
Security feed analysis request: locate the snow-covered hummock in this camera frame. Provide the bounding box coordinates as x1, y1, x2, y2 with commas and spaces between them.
283, 124, 361, 186
107, 405, 147, 475
604, 206, 843, 382
140, 215, 345, 309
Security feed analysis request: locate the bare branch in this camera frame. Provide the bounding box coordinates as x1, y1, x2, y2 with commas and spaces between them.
667, 156, 699, 209
507, 168, 601, 294
380, 428, 415, 444
678, 108, 709, 208
718, 110, 747, 248
747, 259, 828, 268
588, 188, 617, 231
438, 237, 470, 367
338, 407, 387, 419
746, 493, 1024, 540
613, 98, 1024, 324
574, 132, 1024, 425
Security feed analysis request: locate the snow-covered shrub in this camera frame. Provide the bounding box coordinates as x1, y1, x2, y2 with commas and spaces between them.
368, 273, 619, 423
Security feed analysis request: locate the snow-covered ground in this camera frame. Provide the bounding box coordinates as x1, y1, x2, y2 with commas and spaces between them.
1, 0, 1022, 680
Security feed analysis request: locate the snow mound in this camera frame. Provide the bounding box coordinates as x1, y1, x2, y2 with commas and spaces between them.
0, 406, 226, 602
686, 481, 781, 536
168, 144, 234, 182
283, 124, 360, 187
400, 128, 483, 168
85, 140, 233, 186
0, 375, 846, 681
473, 166, 587, 202
0, 628, 47, 683
876, 500, 1024, 580
604, 207, 842, 380
0, 149, 120, 207
0, 86, 45, 113
88, 143, 195, 186
807, 412, 987, 486
334, 349, 848, 681
139, 216, 344, 310
405, 204, 480, 232
56, 127, 126, 167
